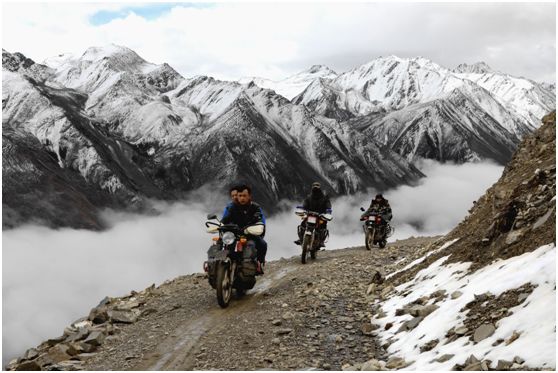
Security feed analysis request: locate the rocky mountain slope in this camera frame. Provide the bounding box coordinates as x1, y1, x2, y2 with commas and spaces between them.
6, 113, 555, 371
3, 46, 425, 228
3, 45, 555, 229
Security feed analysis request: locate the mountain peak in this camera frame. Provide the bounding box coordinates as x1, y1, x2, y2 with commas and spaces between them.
453, 61, 493, 74
80, 44, 144, 62
305, 64, 336, 75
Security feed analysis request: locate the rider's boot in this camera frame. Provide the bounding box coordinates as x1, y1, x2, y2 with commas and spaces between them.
256, 261, 265, 275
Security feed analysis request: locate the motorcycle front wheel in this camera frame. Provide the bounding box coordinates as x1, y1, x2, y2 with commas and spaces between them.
302, 234, 311, 264
365, 229, 372, 250
216, 263, 232, 308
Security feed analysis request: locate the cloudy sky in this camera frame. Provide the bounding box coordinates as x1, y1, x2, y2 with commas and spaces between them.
2, 2, 556, 82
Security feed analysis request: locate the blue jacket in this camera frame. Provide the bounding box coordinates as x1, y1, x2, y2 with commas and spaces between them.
222, 202, 266, 229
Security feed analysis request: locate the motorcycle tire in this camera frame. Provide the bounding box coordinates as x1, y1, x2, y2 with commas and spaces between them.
379, 239, 387, 249
310, 248, 317, 260
302, 235, 311, 264
365, 230, 372, 250
216, 263, 232, 308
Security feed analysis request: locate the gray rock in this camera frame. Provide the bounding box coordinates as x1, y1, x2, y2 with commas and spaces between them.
397, 316, 423, 332
84, 331, 105, 346
455, 326, 468, 335
417, 304, 439, 317
430, 290, 447, 298
385, 357, 410, 369
23, 348, 39, 360
114, 299, 140, 311
517, 293, 530, 303
275, 328, 293, 336
88, 305, 109, 324
366, 283, 376, 295
360, 359, 383, 371
14, 360, 41, 371
533, 208, 553, 230
108, 310, 138, 324
361, 323, 374, 335
506, 330, 521, 345
465, 354, 480, 365
65, 327, 90, 343
35, 345, 72, 368
473, 324, 495, 343
505, 229, 524, 245
49, 360, 83, 371
272, 338, 280, 345
380, 285, 395, 297
451, 291, 463, 299
513, 356, 525, 364
464, 362, 482, 371
474, 292, 492, 302
435, 354, 454, 363
419, 339, 438, 352
496, 360, 513, 370
271, 319, 282, 326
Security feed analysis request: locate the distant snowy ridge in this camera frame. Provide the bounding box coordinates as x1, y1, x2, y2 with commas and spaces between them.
239, 65, 337, 100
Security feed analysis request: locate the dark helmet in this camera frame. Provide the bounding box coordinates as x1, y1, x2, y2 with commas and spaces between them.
375, 194, 384, 200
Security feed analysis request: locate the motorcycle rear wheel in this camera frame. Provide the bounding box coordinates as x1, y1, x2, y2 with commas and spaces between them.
379, 239, 387, 249
216, 264, 232, 308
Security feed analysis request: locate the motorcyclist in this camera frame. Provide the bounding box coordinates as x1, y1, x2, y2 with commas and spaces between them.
221, 185, 240, 219
221, 184, 267, 274
294, 182, 332, 248
361, 194, 393, 222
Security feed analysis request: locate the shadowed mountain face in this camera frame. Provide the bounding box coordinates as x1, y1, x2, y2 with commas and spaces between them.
3, 47, 425, 228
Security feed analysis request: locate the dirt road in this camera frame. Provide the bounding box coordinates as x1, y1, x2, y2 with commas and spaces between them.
82, 236, 438, 371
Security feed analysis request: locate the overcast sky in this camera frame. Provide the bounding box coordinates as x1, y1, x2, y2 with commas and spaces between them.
2, 2, 556, 82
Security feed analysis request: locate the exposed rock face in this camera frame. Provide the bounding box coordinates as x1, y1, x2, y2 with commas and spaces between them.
3, 47, 424, 228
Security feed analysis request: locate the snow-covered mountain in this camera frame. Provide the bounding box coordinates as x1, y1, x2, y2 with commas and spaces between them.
290, 56, 554, 163
3, 46, 423, 228
239, 65, 337, 100
453, 61, 493, 74
293, 56, 554, 127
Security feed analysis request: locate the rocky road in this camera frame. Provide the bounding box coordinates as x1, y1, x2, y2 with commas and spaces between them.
72, 236, 438, 371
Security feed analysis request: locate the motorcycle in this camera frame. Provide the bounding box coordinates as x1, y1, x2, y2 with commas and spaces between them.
203, 214, 264, 308
295, 207, 333, 264
360, 207, 394, 250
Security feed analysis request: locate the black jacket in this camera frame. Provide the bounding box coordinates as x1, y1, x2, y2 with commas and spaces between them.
364, 199, 392, 220
221, 202, 265, 229
302, 191, 332, 214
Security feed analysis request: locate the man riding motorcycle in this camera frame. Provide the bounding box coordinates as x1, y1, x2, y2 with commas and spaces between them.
222, 184, 240, 219
294, 182, 332, 248
362, 194, 393, 221
221, 184, 267, 274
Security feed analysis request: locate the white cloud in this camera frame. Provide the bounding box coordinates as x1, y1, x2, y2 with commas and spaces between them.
2, 160, 503, 364
2, 2, 555, 82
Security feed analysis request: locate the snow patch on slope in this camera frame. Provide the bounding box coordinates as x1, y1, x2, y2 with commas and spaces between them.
374, 243, 556, 370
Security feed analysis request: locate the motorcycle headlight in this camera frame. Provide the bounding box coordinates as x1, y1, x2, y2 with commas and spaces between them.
222, 232, 236, 245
